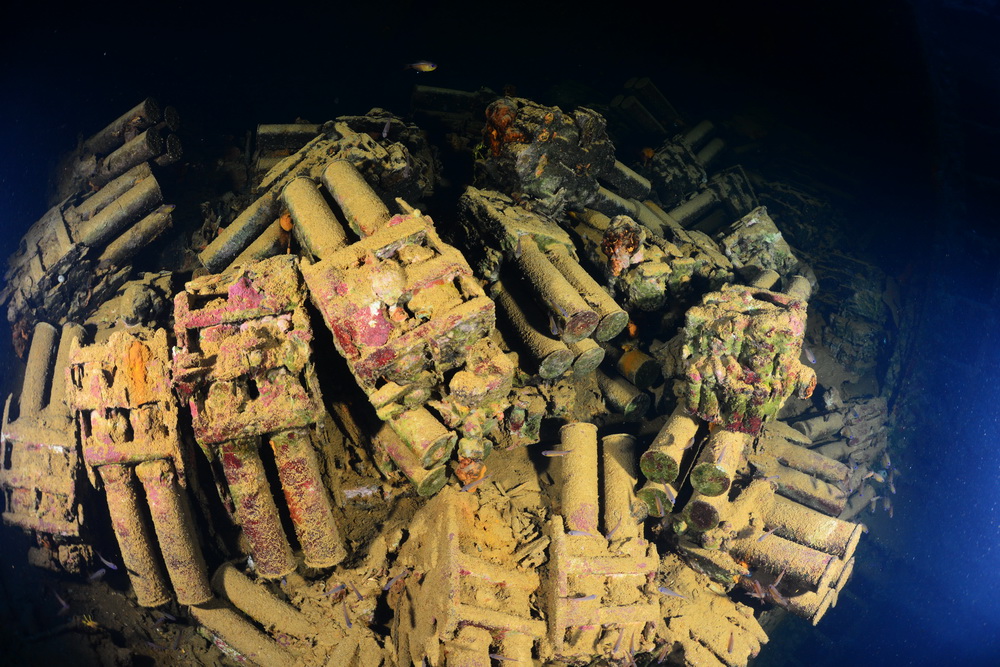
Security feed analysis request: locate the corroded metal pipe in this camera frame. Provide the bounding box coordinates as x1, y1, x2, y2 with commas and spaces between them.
96, 204, 174, 271
218, 438, 295, 579
135, 458, 212, 605
269, 428, 346, 569
559, 423, 599, 535
98, 463, 171, 607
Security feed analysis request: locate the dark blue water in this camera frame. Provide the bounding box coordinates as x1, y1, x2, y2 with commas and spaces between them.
2, 1, 998, 665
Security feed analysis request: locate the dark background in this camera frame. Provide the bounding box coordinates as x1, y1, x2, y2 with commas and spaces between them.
2, 1, 999, 665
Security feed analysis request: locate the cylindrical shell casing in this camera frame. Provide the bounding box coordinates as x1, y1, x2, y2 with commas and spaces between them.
559, 422, 599, 535
761, 494, 863, 560
135, 458, 212, 605
21, 322, 59, 417
269, 428, 346, 568
212, 562, 315, 637
190, 599, 294, 667
322, 160, 391, 237
99, 463, 171, 607
601, 434, 641, 541
281, 176, 350, 258
219, 438, 295, 579
640, 406, 700, 484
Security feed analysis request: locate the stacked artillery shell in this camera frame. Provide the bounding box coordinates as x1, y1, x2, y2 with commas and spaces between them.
596, 369, 650, 421
601, 434, 642, 541
219, 438, 296, 579
558, 423, 599, 535
373, 423, 448, 497
602, 344, 661, 389
199, 191, 280, 272
135, 458, 213, 605
639, 406, 700, 485
389, 408, 458, 469
544, 244, 628, 341
492, 281, 574, 380
190, 598, 294, 667
322, 159, 392, 236
268, 428, 346, 568
515, 239, 598, 344
679, 429, 751, 531
212, 563, 315, 638
99, 463, 172, 607
281, 175, 350, 259
568, 338, 606, 375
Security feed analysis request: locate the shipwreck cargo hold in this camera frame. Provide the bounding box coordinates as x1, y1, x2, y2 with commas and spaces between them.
1, 2, 999, 666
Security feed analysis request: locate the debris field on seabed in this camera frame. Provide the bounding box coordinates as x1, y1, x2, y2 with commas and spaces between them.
0, 81, 906, 666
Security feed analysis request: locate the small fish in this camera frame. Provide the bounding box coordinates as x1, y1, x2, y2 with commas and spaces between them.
88, 568, 107, 582
404, 61, 437, 72
773, 569, 786, 587
460, 474, 491, 492
715, 443, 728, 464
803, 346, 816, 364
570, 593, 596, 601
758, 475, 779, 482
663, 485, 677, 506
757, 527, 779, 542
349, 581, 364, 601
95, 551, 118, 571
682, 436, 696, 450
868, 496, 880, 512
488, 655, 517, 663
567, 529, 593, 537
613, 626, 624, 655
768, 584, 787, 606
53, 590, 70, 616
656, 641, 671, 664
657, 586, 687, 599
548, 314, 560, 336
383, 568, 410, 591
342, 599, 353, 629
863, 471, 885, 483
605, 516, 623, 540
882, 452, 892, 468
889, 478, 896, 494
728, 631, 734, 654
381, 120, 391, 139
324, 583, 347, 596
542, 449, 571, 457
655, 495, 666, 517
